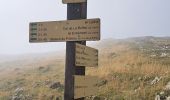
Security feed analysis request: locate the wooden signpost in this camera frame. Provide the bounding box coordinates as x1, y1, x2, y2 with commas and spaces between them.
74, 76, 99, 99
29, 0, 101, 100
63, 0, 86, 4
29, 19, 100, 42
75, 43, 98, 67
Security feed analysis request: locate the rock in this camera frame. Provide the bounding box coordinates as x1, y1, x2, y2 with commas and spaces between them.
167, 96, 170, 100
12, 94, 25, 100
160, 53, 168, 57
38, 66, 50, 73
134, 87, 141, 93
155, 95, 160, 100
38, 66, 45, 70
165, 82, 170, 90
143, 75, 153, 82
12, 87, 31, 100
155, 92, 167, 100
138, 77, 142, 81
14, 88, 24, 95
12, 96, 20, 100
151, 77, 161, 85
97, 80, 108, 87
160, 91, 165, 95
92, 96, 107, 100
56, 96, 62, 100
56, 97, 60, 100
14, 68, 20, 71
12, 88, 24, 100
49, 82, 63, 89
93, 96, 101, 100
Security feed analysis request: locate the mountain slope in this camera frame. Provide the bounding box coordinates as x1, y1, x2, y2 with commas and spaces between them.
0, 36, 170, 100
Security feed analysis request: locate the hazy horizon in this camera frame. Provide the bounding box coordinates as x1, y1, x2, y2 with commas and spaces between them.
0, 0, 170, 55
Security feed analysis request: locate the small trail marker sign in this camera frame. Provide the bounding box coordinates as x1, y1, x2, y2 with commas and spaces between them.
62, 0, 86, 4
75, 43, 98, 67
74, 75, 99, 99
29, 18, 100, 43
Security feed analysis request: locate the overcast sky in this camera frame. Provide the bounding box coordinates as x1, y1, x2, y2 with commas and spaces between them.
0, 0, 170, 55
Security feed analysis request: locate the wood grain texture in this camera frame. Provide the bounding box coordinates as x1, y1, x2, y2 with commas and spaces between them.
64, 2, 87, 100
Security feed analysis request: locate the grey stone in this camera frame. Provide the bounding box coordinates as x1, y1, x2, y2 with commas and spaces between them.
49, 82, 63, 89
165, 82, 170, 90
151, 77, 161, 85
155, 95, 160, 100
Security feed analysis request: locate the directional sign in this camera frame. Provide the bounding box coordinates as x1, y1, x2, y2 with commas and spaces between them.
75, 43, 98, 67
74, 75, 99, 99
29, 18, 100, 43
74, 87, 98, 99
62, 0, 86, 4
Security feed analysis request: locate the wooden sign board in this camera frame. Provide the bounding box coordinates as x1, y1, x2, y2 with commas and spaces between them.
75, 43, 98, 67
62, 0, 86, 4
74, 75, 99, 99
74, 88, 85, 99
29, 18, 100, 43
74, 87, 98, 99
85, 87, 98, 97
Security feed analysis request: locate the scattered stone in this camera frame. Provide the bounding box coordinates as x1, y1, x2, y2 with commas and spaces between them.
167, 96, 170, 100
143, 75, 152, 82
155, 95, 160, 100
38, 66, 50, 73
155, 92, 168, 100
56, 97, 60, 100
93, 96, 101, 100
165, 82, 170, 90
90, 96, 107, 100
97, 80, 108, 87
49, 82, 63, 89
56, 96, 62, 100
14, 88, 24, 95
12, 88, 25, 100
160, 53, 168, 57
134, 87, 141, 93
14, 68, 20, 71
138, 77, 142, 81
38, 66, 45, 70
160, 91, 165, 95
151, 77, 161, 85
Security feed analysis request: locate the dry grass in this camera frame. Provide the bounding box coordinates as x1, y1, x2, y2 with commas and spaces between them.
0, 38, 170, 99
87, 46, 170, 99
0, 57, 65, 100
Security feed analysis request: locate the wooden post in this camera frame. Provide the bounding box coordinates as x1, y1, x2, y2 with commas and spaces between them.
64, 2, 87, 100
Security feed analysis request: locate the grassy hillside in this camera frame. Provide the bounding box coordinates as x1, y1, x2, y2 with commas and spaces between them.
87, 36, 170, 100
0, 36, 170, 100
0, 52, 65, 100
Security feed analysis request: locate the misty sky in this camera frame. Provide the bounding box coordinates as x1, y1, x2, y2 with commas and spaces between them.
0, 0, 170, 55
